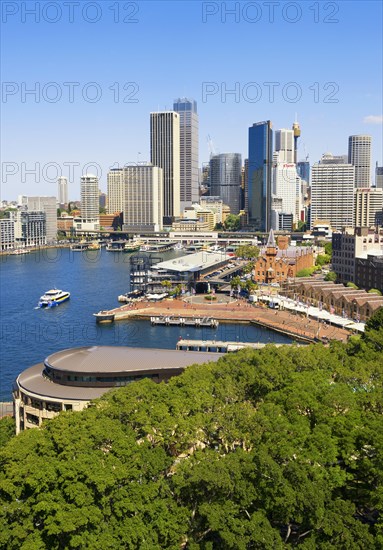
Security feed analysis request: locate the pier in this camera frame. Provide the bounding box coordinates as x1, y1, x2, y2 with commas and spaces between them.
150, 316, 219, 328
176, 339, 296, 352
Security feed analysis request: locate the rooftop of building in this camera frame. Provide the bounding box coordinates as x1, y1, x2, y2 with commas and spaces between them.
153, 251, 231, 273
17, 346, 222, 400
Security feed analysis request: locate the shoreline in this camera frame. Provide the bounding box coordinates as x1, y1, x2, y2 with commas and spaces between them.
97, 297, 350, 344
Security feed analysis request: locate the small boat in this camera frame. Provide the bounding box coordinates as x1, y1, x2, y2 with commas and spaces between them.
38, 289, 70, 308
10, 249, 30, 255
93, 310, 115, 323
123, 241, 141, 253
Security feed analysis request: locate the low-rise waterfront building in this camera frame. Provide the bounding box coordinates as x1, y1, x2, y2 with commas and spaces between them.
0, 214, 15, 250
14, 210, 46, 247
13, 346, 221, 434
282, 279, 383, 321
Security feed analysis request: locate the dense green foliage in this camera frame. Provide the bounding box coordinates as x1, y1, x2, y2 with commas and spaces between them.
324, 271, 337, 282
235, 246, 259, 260
315, 254, 331, 267
0, 416, 15, 447
223, 214, 241, 231
296, 266, 317, 277
347, 282, 359, 290
0, 312, 382, 549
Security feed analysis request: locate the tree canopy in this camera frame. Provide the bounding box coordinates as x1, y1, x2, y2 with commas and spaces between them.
0, 310, 382, 549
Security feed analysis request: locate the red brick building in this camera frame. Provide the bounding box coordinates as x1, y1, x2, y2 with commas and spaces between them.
254, 230, 314, 285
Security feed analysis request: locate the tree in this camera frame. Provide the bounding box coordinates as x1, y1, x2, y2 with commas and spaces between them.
0, 417, 15, 447
296, 267, 317, 277
324, 271, 337, 282
315, 253, 331, 267
236, 245, 259, 260
368, 288, 382, 295
297, 220, 307, 232
223, 214, 241, 231
346, 282, 359, 289
1, 328, 383, 548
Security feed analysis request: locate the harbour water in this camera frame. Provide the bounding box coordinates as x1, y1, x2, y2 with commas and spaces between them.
0, 247, 292, 400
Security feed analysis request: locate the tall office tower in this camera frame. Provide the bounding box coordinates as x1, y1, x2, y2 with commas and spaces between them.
209, 153, 242, 215
354, 188, 383, 227
297, 161, 310, 184
80, 174, 100, 227
272, 152, 301, 229
243, 159, 249, 213
57, 177, 68, 207
311, 154, 355, 230
248, 121, 273, 231
274, 129, 294, 163
107, 168, 125, 214
348, 135, 372, 187
173, 98, 199, 210
21, 196, 57, 243
122, 165, 163, 232
150, 111, 181, 223
375, 163, 383, 189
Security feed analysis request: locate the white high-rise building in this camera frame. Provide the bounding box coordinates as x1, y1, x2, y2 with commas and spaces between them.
354, 188, 383, 227
107, 169, 125, 214
20, 196, 57, 243
150, 111, 181, 221
348, 135, 372, 187
271, 150, 301, 230
79, 174, 99, 231
122, 165, 163, 232
274, 129, 294, 164
58, 177, 68, 207
173, 98, 199, 210
311, 154, 355, 230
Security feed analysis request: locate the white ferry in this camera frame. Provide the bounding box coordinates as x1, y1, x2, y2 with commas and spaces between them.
38, 289, 70, 308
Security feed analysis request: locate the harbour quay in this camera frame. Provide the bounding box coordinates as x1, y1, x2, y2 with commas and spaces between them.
176, 339, 299, 353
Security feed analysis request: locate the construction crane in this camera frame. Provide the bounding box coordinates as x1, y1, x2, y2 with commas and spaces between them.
207, 135, 217, 158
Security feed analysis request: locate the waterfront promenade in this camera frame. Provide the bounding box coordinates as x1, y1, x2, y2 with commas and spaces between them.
99, 296, 350, 343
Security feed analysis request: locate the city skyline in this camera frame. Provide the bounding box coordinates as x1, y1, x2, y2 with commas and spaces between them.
1, 1, 382, 199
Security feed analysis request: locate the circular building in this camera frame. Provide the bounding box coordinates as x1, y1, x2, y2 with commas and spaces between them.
13, 346, 221, 434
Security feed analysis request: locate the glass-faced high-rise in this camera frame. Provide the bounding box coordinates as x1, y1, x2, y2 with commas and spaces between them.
209, 153, 242, 215
173, 98, 199, 210
150, 111, 181, 223
248, 121, 273, 231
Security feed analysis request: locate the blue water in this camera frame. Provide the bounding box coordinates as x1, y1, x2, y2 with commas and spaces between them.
0, 247, 292, 400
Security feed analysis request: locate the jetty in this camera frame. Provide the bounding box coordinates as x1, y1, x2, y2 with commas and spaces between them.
150, 316, 219, 328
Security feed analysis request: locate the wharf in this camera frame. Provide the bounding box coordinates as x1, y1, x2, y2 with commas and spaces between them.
176, 339, 298, 352
93, 297, 351, 343
151, 316, 219, 328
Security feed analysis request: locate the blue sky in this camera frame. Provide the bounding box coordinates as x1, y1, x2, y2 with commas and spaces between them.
1, 0, 382, 199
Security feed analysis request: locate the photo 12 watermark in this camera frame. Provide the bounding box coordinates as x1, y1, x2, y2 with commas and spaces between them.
202, 81, 340, 104
1, 2, 140, 24
1, 82, 140, 104
201, 2, 340, 24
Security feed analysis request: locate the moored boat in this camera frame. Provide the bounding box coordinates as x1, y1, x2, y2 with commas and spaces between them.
38, 289, 70, 308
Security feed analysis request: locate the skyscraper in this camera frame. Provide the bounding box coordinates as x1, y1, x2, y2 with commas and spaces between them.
57, 177, 68, 207
348, 135, 372, 187
248, 120, 273, 231
297, 161, 310, 184
107, 168, 125, 214
274, 129, 294, 163
80, 174, 99, 230
173, 98, 199, 210
150, 111, 181, 223
209, 153, 242, 215
311, 154, 355, 230
122, 165, 163, 232
375, 163, 383, 189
